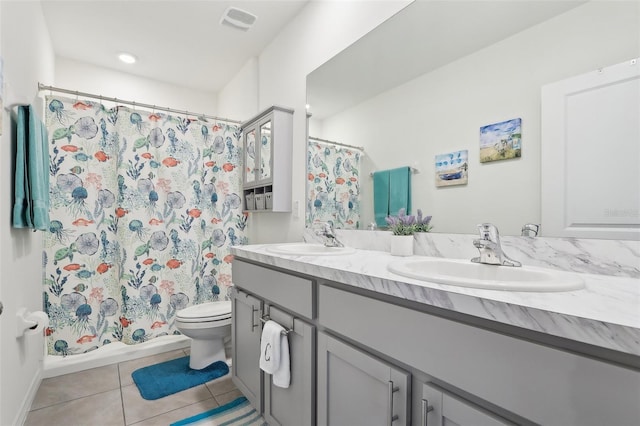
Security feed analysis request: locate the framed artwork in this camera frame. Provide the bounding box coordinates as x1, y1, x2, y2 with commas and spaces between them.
435, 149, 468, 187
479, 118, 522, 163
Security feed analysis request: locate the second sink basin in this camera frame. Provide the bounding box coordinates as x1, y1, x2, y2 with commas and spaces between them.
388, 257, 584, 292
266, 243, 356, 256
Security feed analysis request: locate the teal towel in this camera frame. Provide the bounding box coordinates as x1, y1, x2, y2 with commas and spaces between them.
13, 105, 50, 231
373, 170, 390, 227
388, 166, 411, 217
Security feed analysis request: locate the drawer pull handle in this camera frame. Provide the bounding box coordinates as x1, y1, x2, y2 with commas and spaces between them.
388, 381, 399, 424
421, 398, 434, 426
251, 306, 259, 332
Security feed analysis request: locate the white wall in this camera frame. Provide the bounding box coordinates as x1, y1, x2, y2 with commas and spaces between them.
229, 0, 411, 243
218, 56, 259, 122
319, 1, 640, 236
55, 57, 219, 117
0, 2, 55, 424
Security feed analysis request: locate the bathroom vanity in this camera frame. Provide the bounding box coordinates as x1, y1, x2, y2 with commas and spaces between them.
230, 242, 640, 426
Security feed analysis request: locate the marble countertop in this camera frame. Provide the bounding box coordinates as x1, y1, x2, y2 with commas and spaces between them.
231, 243, 640, 357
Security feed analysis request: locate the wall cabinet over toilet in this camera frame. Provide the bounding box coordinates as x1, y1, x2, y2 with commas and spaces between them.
242, 106, 293, 212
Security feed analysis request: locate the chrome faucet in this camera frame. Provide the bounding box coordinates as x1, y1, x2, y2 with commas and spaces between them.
471, 223, 521, 267
316, 222, 344, 247
521, 223, 540, 237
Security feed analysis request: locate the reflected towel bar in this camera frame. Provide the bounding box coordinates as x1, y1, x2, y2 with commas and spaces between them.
370, 167, 419, 177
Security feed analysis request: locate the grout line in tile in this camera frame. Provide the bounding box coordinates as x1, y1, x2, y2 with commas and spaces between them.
127, 397, 218, 426
118, 363, 127, 425
28, 387, 123, 415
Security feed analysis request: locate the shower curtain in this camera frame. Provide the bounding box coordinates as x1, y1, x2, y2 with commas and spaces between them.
43, 95, 247, 356
306, 140, 362, 229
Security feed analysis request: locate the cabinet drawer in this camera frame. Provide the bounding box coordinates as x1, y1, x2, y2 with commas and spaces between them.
233, 259, 314, 319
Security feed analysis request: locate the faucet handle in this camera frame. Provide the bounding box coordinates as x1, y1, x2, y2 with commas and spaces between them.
521, 223, 540, 237
477, 223, 498, 240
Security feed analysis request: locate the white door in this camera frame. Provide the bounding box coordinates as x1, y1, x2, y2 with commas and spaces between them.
541, 58, 640, 239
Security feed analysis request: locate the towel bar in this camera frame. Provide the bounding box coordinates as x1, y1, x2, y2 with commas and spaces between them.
260, 315, 293, 335
370, 166, 419, 177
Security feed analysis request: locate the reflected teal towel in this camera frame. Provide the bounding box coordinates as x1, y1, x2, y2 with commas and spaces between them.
388, 166, 411, 217
373, 170, 390, 227
13, 105, 50, 231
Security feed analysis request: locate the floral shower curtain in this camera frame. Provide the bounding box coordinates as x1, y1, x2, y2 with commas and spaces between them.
43, 95, 247, 356
306, 140, 362, 229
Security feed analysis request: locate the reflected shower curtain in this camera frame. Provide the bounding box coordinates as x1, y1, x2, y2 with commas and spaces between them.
43, 95, 247, 356
306, 140, 362, 229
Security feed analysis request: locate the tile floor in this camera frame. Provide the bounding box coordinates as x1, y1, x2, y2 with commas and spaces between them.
25, 348, 244, 426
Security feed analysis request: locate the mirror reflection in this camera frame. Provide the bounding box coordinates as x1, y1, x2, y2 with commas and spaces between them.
306, 0, 639, 236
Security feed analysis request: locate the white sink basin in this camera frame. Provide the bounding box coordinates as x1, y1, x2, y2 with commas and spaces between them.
388, 257, 584, 292
266, 243, 356, 256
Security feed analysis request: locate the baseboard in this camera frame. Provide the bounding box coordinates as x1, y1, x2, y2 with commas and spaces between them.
13, 367, 42, 426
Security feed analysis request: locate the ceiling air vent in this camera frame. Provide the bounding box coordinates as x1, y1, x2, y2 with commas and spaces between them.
220, 6, 257, 31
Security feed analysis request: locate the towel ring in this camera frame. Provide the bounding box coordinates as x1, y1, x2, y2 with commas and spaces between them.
259, 315, 293, 335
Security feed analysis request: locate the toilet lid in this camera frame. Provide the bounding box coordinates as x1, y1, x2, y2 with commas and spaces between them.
176, 301, 232, 320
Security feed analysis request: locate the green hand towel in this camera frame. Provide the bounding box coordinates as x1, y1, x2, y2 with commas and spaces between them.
388, 166, 411, 217
373, 170, 390, 227
13, 105, 50, 231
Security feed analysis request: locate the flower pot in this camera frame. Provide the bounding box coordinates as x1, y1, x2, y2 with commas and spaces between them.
390, 235, 414, 256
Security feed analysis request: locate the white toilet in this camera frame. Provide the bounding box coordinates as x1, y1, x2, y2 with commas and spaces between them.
175, 301, 232, 370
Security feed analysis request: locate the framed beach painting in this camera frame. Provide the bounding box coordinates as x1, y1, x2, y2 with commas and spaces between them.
435, 149, 468, 187
479, 118, 522, 163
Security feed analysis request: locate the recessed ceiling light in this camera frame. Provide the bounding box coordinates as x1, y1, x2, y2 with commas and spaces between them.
118, 53, 137, 64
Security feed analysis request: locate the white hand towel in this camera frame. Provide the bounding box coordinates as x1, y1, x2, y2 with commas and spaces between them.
273, 333, 290, 389
260, 320, 284, 374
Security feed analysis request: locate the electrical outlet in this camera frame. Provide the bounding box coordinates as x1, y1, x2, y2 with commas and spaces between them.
293, 200, 300, 219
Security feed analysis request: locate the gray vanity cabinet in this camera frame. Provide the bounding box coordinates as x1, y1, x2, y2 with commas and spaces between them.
317, 332, 410, 426
421, 383, 514, 426
263, 305, 315, 426
232, 259, 316, 425
231, 288, 263, 413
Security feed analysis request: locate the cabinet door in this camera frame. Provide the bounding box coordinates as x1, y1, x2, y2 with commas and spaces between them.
263, 306, 315, 426
258, 117, 273, 184
421, 383, 514, 426
231, 288, 263, 413
244, 125, 258, 185
318, 332, 410, 426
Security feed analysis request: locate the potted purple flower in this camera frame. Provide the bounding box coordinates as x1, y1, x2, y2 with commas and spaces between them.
385, 208, 417, 256
414, 209, 433, 233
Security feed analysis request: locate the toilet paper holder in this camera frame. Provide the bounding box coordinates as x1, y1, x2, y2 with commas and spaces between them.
16, 308, 49, 338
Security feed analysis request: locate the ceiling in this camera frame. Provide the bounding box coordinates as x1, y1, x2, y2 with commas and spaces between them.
41, 0, 310, 93
307, 0, 586, 120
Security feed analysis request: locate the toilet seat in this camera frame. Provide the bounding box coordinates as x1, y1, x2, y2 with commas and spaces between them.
176, 301, 232, 323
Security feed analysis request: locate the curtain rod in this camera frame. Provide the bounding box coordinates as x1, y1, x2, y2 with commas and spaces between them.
37, 83, 242, 124
309, 136, 364, 151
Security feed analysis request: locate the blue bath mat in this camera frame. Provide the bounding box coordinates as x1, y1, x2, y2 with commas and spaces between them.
171, 396, 266, 426
132, 355, 229, 400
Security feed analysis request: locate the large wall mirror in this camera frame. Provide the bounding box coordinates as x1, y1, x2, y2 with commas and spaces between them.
306, 0, 639, 237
